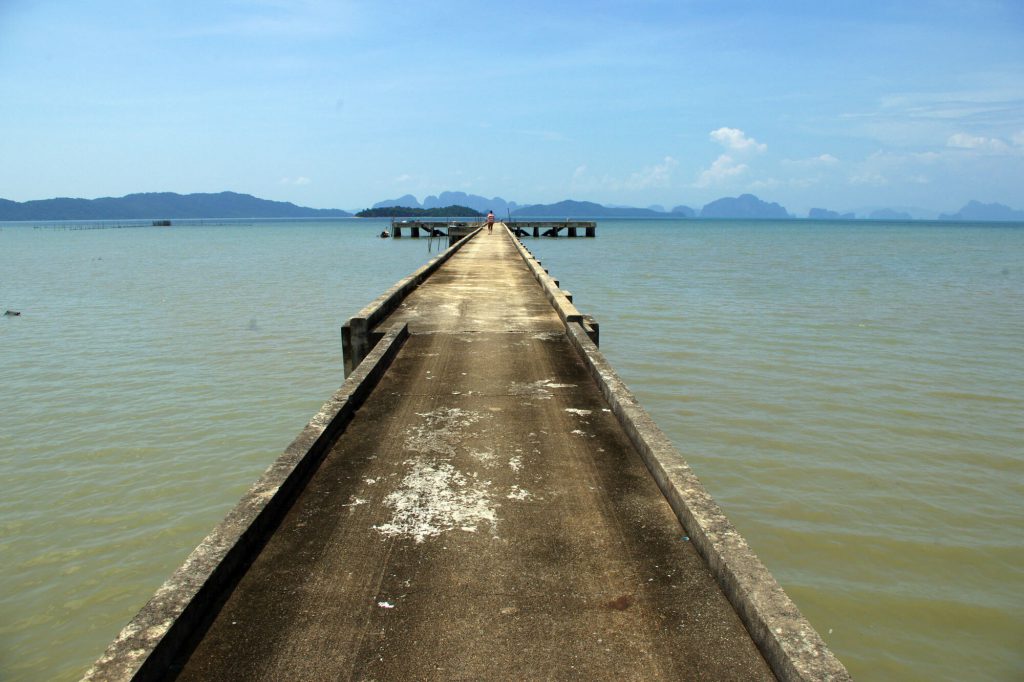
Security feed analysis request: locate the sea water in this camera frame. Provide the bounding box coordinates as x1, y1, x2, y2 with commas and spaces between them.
1, 219, 1021, 681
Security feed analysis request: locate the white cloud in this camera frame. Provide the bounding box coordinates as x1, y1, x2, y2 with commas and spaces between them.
695, 154, 748, 187
947, 133, 1012, 153
568, 164, 610, 193
750, 178, 780, 190
849, 171, 887, 186
710, 127, 767, 153
280, 176, 312, 185
942, 131, 1024, 155
570, 157, 678, 194
782, 153, 840, 168
626, 156, 678, 189
394, 173, 412, 183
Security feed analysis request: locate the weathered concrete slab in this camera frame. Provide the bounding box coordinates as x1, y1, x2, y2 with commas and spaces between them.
177, 330, 774, 680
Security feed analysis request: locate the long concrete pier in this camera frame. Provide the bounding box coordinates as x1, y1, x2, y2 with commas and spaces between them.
85, 225, 849, 680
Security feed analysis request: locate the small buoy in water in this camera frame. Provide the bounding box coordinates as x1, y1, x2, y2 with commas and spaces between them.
4, 310, 21, 316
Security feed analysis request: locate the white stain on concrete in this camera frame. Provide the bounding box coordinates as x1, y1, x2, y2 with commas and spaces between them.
375, 460, 497, 543
405, 407, 484, 456
564, 408, 592, 416
509, 378, 577, 400
472, 450, 496, 465
508, 456, 522, 473
507, 485, 531, 501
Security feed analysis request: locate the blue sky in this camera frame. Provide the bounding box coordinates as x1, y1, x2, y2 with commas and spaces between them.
1, 1, 1022, 214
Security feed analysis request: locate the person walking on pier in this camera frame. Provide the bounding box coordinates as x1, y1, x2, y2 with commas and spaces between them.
486, 210, 495, 234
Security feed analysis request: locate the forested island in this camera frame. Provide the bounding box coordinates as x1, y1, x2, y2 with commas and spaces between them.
355, 205, 482, 218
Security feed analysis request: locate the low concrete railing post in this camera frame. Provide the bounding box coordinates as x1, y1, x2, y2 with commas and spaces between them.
341, 317, 369, 377
341, 226, 482, 376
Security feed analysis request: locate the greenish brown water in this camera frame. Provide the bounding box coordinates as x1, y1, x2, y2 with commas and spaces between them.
2, 219, 1022, 680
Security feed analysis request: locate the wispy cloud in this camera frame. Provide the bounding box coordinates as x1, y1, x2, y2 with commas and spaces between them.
947, 132, 1020, 154
875, 91, 1024, 125
849, 171, 888, 187
847, 149, 941, 188
695, 154, 748, 187
569, 156, 678, 195
626, 156, 677, 189
782, 153, 839, 167
840, 88, 1024, 150
280, 176, 312, 185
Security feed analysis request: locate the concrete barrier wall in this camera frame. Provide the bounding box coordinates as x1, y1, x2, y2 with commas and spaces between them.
563, 321, 851, 681
505, 226, 599, 345
83, 324, 412, 682
342, 227, 481, 376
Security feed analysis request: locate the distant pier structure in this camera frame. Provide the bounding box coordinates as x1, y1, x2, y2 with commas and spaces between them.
391, 218, 596, 242
506, 220, 596, 238
390, 219, 475, 241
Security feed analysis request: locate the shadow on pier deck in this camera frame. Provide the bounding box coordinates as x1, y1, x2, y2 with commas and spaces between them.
85, 224, 849, 681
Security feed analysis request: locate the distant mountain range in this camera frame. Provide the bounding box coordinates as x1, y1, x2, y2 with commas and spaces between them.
372, 191, 519, 216
3, 190, 1022, 223
509, 195, 1023, 221
0, 191, 351, 220
937, 200, 1024, 221
511, 200, 667, 218
505, 194, 787, 219
699, 194, 788, 219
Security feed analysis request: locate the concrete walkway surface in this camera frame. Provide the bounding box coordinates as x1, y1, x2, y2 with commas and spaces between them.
175, 228, 776, 680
